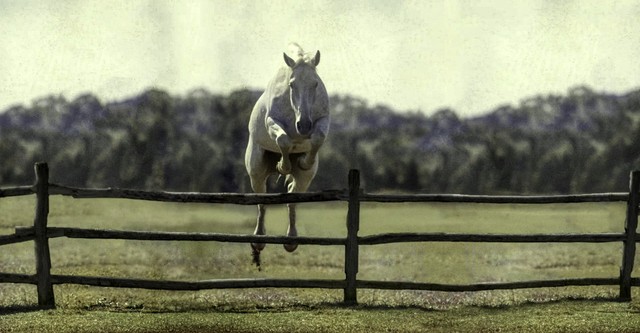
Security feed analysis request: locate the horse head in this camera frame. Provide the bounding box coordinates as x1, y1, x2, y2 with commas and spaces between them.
283, 50, 321, 136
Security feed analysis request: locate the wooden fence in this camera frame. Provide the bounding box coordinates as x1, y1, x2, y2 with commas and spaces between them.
0, 162, 638, 309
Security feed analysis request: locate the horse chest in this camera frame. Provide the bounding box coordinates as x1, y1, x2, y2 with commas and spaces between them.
262, 135, 312, 153
289, 139, 312, 153
256, 125, 312, 153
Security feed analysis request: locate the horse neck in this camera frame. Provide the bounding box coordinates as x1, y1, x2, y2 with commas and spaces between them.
267, 67, 293, 97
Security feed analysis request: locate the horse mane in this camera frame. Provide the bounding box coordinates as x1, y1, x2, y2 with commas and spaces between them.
287, 43, 317, 67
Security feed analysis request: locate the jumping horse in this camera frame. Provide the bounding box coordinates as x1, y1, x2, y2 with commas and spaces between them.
245, 43, 329, 267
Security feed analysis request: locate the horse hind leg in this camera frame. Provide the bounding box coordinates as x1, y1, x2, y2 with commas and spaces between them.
249, 175, 268, 269
283, 160, 318, 253
284, 204, 298, 252
250, 174, 268, 253
245, 142, 270, 256
252, 204, 266, 252
284, 175, 298, 252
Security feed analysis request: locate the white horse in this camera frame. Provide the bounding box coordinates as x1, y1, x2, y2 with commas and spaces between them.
245, 43, 329, 266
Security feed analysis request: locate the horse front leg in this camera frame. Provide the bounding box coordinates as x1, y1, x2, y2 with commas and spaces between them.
284, 203, 298, 252
276, 136, 292, 175
299, 117, 328, 170
283, 167, 315, 253
267, 117, 293, 174
298, 146, 318, 171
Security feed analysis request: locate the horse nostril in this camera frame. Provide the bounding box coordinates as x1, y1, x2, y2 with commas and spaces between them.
296, 120, 311, 135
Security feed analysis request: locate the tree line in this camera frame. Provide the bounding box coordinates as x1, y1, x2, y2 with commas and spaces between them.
1, 85, 640, 194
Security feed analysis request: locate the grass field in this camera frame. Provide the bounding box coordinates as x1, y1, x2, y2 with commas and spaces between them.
1, 195, 640, 332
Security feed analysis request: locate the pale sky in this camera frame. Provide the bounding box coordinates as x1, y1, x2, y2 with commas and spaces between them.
1, 0, 640, 116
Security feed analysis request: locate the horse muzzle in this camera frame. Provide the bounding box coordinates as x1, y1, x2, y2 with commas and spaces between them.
295, 118, 313, 136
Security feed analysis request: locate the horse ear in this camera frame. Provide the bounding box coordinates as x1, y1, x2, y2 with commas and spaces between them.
283, 53, 296, 68
313, 51, 320, 67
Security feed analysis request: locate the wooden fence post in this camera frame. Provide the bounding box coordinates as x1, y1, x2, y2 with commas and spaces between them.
34, 162, 55, 308
344, 169, 360, 305
620, 170, 639, 301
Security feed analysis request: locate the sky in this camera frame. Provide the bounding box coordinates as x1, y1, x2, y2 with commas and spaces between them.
1, 0, 640, 117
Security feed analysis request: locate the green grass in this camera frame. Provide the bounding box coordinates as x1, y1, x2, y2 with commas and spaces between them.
1, 196, 640, 332
2, 299, 640, 332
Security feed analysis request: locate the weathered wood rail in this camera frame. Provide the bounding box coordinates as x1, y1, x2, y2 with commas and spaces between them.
0, 162, 638, 308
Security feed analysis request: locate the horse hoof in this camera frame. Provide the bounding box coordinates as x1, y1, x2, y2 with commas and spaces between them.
284, 243, 298, 252
251, 246, 262, 270
251, 243, 266, 252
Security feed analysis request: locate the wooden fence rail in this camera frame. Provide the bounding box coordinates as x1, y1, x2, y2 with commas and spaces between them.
362, 192, 630, 204
0, 162, 639, 308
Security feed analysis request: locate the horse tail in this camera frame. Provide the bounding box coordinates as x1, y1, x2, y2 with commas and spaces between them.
274, 173, 295, 192
285, 174, 295, 193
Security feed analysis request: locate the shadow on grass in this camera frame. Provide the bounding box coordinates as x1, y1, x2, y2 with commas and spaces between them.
0, 295, 628, 315
0, 305, 46, 315
257, 294, 637, 314
72, 300, 446, 314
471, 295, 622, 311
109, 295, 627, 315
